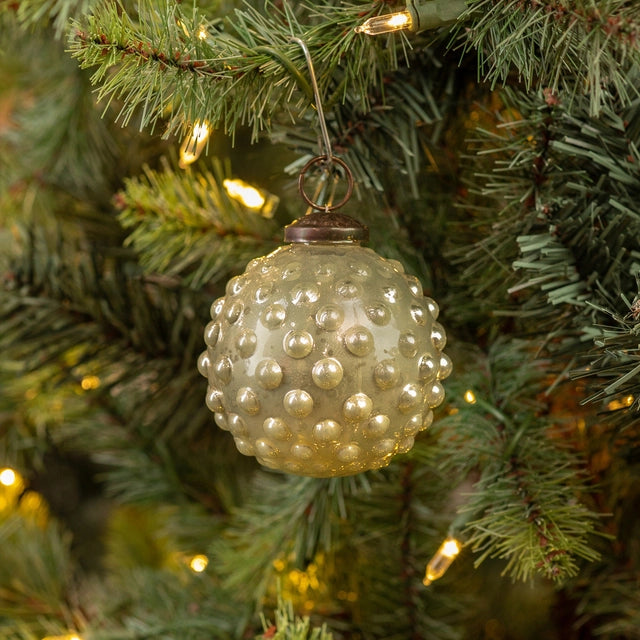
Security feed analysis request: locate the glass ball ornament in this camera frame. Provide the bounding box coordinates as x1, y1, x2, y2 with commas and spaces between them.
198, 212, 451, 477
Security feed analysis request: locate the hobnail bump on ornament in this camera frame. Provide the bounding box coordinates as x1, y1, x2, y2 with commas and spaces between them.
198, 230, 451, 477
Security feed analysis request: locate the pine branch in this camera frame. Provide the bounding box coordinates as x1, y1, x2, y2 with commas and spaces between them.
458, 88, 640, 358
258, 598, 333, 640
0, 19, 120, 203
68, 0, 402, 141
464, 446, 600, 581
219, 454, 464, 639
450, 80, 640, 483
434, 339, 602, 582
0, 506, 76, 637
576, 570, 640, 639
345, 460, 464, 640
0, 210, 249, 508
11, 0, 101, 36
212, 473, 370, 614
458, 0, 640, 115
80, 566, 239, 640
0, 284, 209, 505
116, 158, 280, 289
452, 94, 560, 318
570, 296, 640, 434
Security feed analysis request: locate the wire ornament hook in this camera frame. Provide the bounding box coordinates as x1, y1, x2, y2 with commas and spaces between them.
290, 37, 333, 162
290, 37, 354, 212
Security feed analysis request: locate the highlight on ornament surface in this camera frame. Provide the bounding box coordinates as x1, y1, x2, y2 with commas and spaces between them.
423, 536, 461, 586
355, 0, 468, 35
197, 37, 452, 477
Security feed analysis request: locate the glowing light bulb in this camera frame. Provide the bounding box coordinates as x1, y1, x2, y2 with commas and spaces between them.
41, 634, 83, 640
0, 468, 17, 486
463, 389, 476, 404
607, 395, 634, 411
354, 10, 413, 35
177, 21, 209, 40
179, 121, 211, 168
423, 536, 461, 586
441, 538, 461, 557
0, 467, 25, 510
80, 375, 100, 390
355, 0, 468, 36
223, 178, 279, 218
189, 554, 209, 572
224, 179, 265, 209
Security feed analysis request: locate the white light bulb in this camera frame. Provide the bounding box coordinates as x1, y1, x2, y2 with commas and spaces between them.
355, 11, 413, 36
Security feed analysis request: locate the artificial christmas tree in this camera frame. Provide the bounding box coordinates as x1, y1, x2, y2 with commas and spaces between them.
2, 1, 640, 638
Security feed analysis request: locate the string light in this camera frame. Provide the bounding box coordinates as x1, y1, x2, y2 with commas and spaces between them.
0, 468, 17, 487
189, 554, 209, 572
0, 467, 25, 513
223, 178, 279, 218
355, 10, 413, 35
463, 389, 477, 404
223, 178, 265, 209
355, 0, 467, 36
177, 20, 209, 40
607, 395, 634, 411
423, 536, 461, 586
41, 634, 83, 640
178, 121, 211, 168
80, 375, 100, 390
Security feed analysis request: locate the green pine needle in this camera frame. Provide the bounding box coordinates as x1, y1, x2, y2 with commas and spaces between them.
457, 0, 640, 115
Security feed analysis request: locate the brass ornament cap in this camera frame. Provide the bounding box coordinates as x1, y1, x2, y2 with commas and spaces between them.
284, 211, 369, 244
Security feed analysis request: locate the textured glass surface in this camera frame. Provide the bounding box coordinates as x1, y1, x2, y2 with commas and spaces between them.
198, 243, 451, 477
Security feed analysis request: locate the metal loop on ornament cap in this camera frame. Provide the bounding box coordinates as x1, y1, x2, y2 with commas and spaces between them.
297, 154, 354, 213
